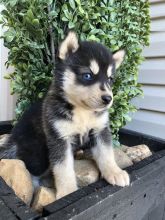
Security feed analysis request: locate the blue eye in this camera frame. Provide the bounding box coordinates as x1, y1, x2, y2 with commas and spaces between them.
82, 73, 93, 81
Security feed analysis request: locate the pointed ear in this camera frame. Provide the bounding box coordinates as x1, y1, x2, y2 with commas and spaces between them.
58, 31, 79, 60
113, 50, 125, 69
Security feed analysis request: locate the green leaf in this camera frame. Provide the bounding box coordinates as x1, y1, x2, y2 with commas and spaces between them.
87, 35, 100, 42
62, 16, 68, 21
32, 19, 40, 27
26, 9, 34, 20
49, 11, 58, 17
4, 74, 11, 79
78, 6, 85, 14
89, 29, 100, 35
69, 0, 76, 9
1, 10, 9, 17
124, 114, 132, 122
9, 0, 18, 7
75, 0, 81, 5
6, 35, 14, 42
1, 0, 150, 146
0, 19, 3, 24
63, 10, 72, 20
38, 92, 44, 98
68, 21, 75, 29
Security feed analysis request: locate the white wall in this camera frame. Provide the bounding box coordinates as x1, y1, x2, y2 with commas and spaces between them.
0, 5, 16, 121
125, 0, 165, 139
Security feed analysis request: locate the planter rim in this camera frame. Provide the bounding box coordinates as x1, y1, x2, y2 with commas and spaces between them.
0, 121, 165, 220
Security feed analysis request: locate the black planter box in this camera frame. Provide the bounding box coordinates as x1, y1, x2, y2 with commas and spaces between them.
0, 121, 165, 220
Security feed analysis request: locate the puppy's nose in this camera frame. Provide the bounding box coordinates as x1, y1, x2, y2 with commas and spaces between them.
101, 95, 112, 105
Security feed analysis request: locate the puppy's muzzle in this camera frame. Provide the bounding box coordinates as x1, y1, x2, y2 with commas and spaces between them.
101, 95, 112, 105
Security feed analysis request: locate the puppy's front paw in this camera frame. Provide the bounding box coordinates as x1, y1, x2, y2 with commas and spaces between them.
104, 169, 130, 187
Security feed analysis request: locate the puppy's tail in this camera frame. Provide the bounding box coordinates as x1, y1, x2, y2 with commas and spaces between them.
0, 135, 17, 159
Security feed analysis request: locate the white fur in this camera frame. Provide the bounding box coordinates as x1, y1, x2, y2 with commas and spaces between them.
92, 138, 130, 187
63, 69, 113, 110
59, 32, 79, 60
53, 144, 78, 199
113, 50, 125, 69
107, 65, 113, 77
90, 60, 99, 75
104, 84, 113, 108
54, 108, 108, 140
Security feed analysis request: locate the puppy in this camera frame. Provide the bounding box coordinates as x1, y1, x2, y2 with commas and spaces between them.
1, 32, 129, 199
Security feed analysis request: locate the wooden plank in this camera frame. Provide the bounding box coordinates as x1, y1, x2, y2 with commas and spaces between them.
43, 185, 96, 215
0, 199, 18, 220
147, 201, 165, 220
0, 177, 39, 220
143, 32, 165, 57
139, 58, 165, 85
149, 32, 165, 43
143, 41, 165, 57
132, 85, 165, 112
0, 121, 12, 134
41, 156, 165, 220
151, 19, 165, 31
150, 0, 165, 3
119, 129, 165, 151
163, 203, 165, 220
140, 58, 165, 69
125, 110, 165, 139
138, 69, 165, 85
150, 3, 165, 19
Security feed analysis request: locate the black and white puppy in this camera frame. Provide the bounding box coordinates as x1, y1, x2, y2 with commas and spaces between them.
1, 32, 129, 199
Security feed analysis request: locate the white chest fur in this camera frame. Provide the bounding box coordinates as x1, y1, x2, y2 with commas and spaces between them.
54, 107, 108, 139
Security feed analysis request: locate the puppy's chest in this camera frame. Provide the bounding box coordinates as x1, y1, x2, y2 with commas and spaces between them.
54, 108, 108, 139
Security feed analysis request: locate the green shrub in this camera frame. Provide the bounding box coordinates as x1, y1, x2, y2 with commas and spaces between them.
0, 0, 150, 145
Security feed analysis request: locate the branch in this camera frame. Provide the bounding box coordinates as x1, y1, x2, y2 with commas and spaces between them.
47, 5, 56, 71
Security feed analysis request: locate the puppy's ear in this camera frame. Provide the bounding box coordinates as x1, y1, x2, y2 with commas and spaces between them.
113, 50, 125, 69
58, 31, 79, 60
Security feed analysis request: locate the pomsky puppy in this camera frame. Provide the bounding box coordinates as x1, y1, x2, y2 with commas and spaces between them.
1, 32, 130, 199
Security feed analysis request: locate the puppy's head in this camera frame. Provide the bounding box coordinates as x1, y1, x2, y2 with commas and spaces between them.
57, 31, 125, 111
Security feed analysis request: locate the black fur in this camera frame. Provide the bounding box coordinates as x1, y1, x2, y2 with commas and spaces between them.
11, 101, 49, 176
1, 36, 118, 178
64, 41, 115, 87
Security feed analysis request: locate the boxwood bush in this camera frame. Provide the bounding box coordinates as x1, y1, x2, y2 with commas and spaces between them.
0, 0, 150, 145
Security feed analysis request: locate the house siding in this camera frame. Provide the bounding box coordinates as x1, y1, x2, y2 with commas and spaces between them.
125, 0, 165, 139
0, 5, 16, 121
